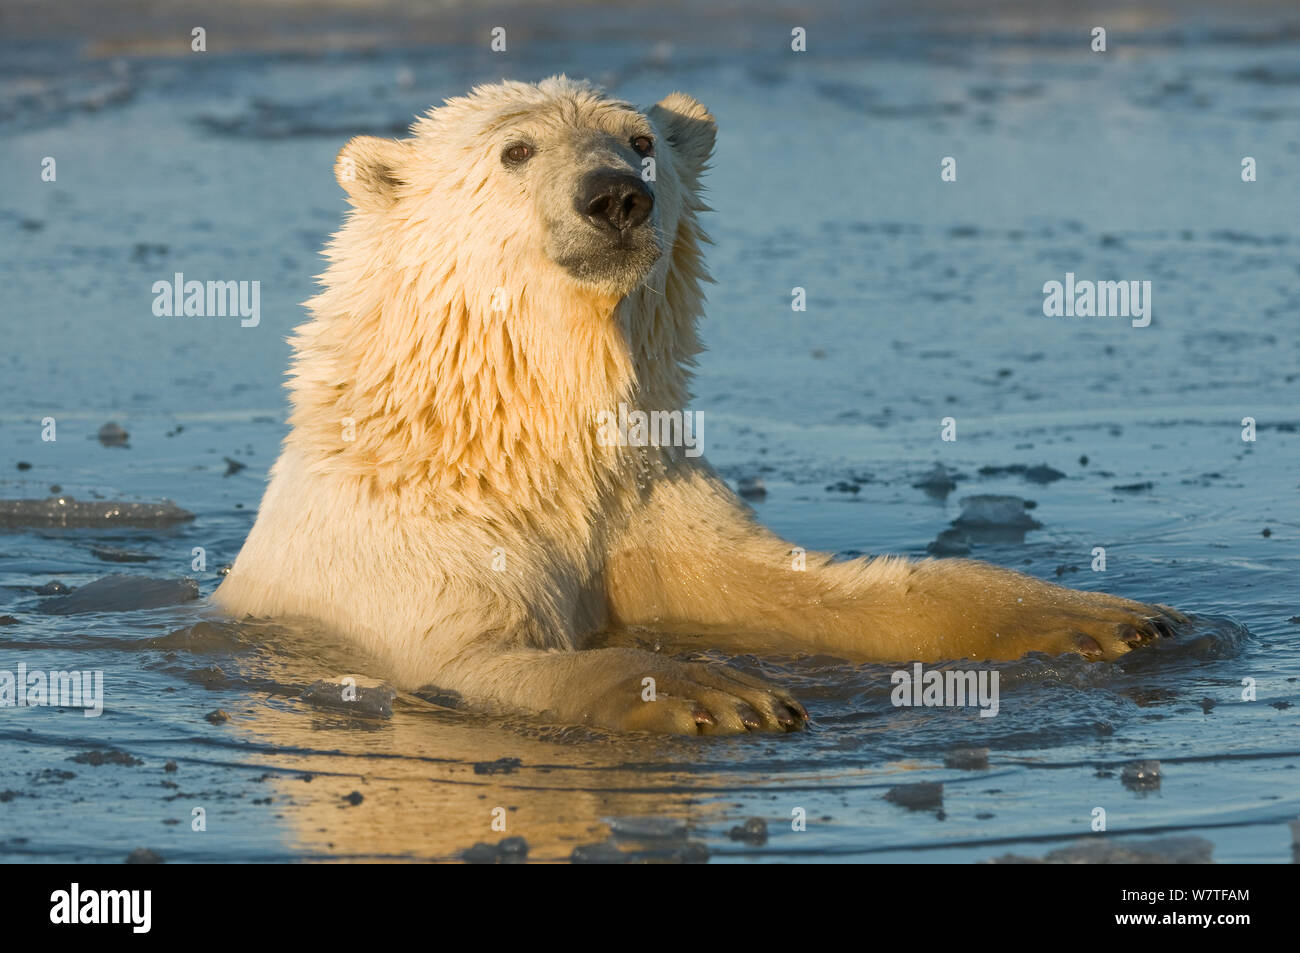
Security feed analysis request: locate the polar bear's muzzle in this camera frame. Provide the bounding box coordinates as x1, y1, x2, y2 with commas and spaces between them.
577, 171, 654, 232
546, 169, 661, 291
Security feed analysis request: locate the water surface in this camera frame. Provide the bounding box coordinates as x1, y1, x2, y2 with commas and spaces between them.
1, 1, 1297, 862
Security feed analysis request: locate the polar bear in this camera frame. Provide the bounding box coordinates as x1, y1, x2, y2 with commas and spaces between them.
214, 77, 1185, 734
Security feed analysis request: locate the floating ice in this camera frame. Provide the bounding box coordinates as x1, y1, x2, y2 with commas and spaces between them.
884, 781, 944, 811
990, 836, 1212, 864
299, 676, 396, 718
1120, 759, 1162, 791
952, 495, 1042, 530
461, 836, 528, 864
927, 528, 972, 557
38, 575, 199, 614
912, 463, 962, 498
608, 816, 688, 839
736, 475, 766, 500
571, 837, 707, 864
727, 817, 769, 845
97, 422, 129, 447
0, 496, 195, 529
472, 757, 522, 775
944, 747, 990, 770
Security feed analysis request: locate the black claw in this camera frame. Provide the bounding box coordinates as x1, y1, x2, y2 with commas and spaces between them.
776, 704, 805, 730
1148, 616, 1175, 639
1155, 604, 1189, 625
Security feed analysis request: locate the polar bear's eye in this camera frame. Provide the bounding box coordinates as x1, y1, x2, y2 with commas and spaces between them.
631, 136, 654, 155
502, 143, 533, 166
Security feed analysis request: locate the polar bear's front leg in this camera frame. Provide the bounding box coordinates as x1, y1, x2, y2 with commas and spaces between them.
606, 461, 1185, 662
433, 647, 807, 734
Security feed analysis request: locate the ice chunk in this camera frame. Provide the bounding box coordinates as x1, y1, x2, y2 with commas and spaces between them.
38, 575, 199, 614
912, 463, 963, 498
473, 757, 522, 775
727, 817, 769, 845
299, 676, 396, 718
608, 816, 688, 840
990, 836, 1212, 864
953, 495, 1042, 530
884, 781, 944, 811
736, 476, 766, 500
927, 528, 972, 556
944, 747, 990, 770
97, 422, 129, 446
461, 837, 528, 864
1120, 759, 1162, 791
0, 496, 194, 528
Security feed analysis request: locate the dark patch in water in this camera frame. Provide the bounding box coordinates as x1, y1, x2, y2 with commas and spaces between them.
90, 546, 158, 563
473, 757, 523, 776
37, 575, 199, 614
991, 835, 1213, 864
885, 782, 944, 812
0, 497, 194, 529
70, 749, 143, 767
461, 836, 528, 864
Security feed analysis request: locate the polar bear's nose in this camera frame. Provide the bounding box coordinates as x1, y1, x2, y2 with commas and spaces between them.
579, 172, 654, 232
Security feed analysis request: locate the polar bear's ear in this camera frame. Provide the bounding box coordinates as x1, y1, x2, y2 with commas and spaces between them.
649, 92, 716, 180
334, 136, 411, 209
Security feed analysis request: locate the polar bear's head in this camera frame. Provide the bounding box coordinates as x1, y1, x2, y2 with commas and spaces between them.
332, 76, 715, 299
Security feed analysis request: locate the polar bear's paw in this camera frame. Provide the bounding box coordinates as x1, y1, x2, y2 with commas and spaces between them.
601, 663, 809, 735
993, 596, 1188, 662
904, 561, 1191, 663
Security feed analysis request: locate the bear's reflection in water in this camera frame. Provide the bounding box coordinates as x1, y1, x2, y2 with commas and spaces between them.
201, 617, 779, 863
